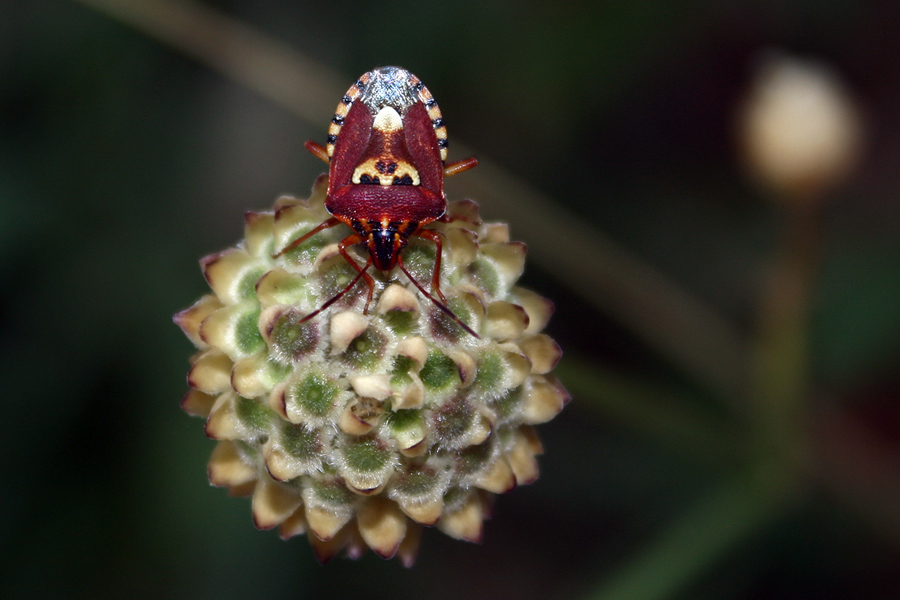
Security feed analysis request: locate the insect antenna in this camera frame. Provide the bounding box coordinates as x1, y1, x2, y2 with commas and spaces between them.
298, 257, 372, 325
397, 256, 481, 339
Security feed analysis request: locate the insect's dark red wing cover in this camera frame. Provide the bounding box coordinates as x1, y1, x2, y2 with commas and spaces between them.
403, 101, 444, 194
327, 185, 444, 222
328, 100, 373, 194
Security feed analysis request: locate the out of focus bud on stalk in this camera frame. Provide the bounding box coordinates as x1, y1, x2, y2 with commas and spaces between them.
738, 53, 864, 202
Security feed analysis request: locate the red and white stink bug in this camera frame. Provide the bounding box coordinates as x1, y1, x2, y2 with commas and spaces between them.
274, 66, 480, 336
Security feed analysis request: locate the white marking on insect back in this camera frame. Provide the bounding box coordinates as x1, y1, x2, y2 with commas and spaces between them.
372, 106, 403, 133
351, 104, 420, 186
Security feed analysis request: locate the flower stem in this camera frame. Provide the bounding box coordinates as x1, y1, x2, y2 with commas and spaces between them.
583, 459, 801, 600
748, 200, 822, 450
70, 0, 344, 123
557, 357, 737, 461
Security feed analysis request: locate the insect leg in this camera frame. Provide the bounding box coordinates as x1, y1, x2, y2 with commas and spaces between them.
338, 234, 377, 314
397, 253, 480, 339
436, 202, 482, 227
443, 156, 478, 177
272, 217, 341, 258
305, 140, 330, 164
298, 253, 372, 325
413, 228, 448, 303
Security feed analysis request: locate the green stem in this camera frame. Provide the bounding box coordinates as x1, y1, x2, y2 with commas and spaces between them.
583, 461, 799, 600
748, 200, 822, 447
580, 199, 823, 600
557, 357, 736, 461
71, 0, 344, 124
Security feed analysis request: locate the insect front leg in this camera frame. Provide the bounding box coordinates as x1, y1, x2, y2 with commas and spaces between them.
413, 228, 448, 303
443, 156, 478, 177
305, 140, 330, 164
273, 217, 341, 259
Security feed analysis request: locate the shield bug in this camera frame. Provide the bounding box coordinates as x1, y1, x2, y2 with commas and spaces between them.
274, 67, 480, 336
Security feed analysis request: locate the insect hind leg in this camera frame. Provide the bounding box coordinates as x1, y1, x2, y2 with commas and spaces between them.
413, 228, 448, 303
397, 253, 479, 339
338, 233, 376, 314
298, 233, 372, 325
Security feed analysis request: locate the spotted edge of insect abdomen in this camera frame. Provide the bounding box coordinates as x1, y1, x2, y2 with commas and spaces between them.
326, 68, 449, 163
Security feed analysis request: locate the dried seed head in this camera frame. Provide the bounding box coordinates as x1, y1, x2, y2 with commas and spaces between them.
174, 176, 568, 564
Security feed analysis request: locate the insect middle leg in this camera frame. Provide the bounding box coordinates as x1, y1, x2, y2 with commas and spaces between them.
273, 217, 341, 258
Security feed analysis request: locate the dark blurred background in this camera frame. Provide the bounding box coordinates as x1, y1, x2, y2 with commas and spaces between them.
3, 0, 900, 598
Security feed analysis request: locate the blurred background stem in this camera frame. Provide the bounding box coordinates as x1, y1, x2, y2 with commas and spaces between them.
578, 198, 823, 600
749, 199, 822, 456
70, 0, 345, 123
558, 356, 737, 462
583, 457, 801, 600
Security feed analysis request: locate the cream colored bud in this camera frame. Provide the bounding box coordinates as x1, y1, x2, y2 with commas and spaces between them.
738, 53, 863, 201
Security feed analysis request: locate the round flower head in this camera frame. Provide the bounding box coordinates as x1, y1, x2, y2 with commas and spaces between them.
174, 175, 569, 565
